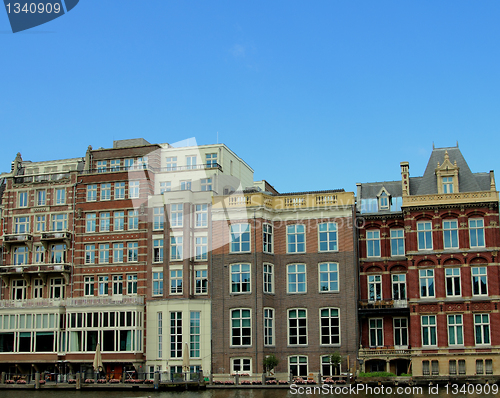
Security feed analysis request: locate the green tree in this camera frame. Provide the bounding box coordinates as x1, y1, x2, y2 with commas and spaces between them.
263, 354, 279, 374
328, 352, 342, 375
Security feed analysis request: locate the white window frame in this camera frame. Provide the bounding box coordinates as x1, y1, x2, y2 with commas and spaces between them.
101, 183, 111, 201
369, 318, 384, 347
180, 180, 191, 191
170, 236, 183, 261
35, 215, 46, 233
160, 181, 171, 193
128, 210, 139, 230
153, 207, 164, 230
153, 239, 163, 263
366, 230, 381, 257
318, 222, 338, 252
127, 242, 138, 262
230, 309, 252, 347
421, 315, 437, 347
469, 218, 485, 248
99, 244, 109, 264
288, 308, 307, 346
195, 236, 207, 261
18, 191, 28, 207
443, 219, 459, 249
287, 224, 305, 253
165, 157, 177, 171
263, 223, 273, 254
86, 213, 96, 233
170, 269, 183, 294
36, 190, 46, 206
392, 274, 406, 301
153, 272, 163, 296
368, 274, 382, 302
195, 204, 208, 227
447, 314, 464, 346
84, 276, 94, 296
114, 211, 124, 231
319, 307, 340, 346
113, 243, 124, 263
14, 216, 29, 234
115, 182, 125, 200
390, 229, 404, 256
190, 311, 201, 358
195, 268, 208, 294
474, 314, 490, 346
264, 308, 275, 346
231, 358, 252, 374
393, 317, 408, 348
112, 275, 123, 295
170, 311, 182, 358
51, 213, 67, 231
445, 268, 461, 297
85, 244, 95, 264
289, 355, 308, 377
87, 185, 97, 202
230, 223, 251, 253
287, 264, 307, 294
230, 263, 251, 294
129, 181, 140, 199
200, 178, 212, 191
186, 155, 197, 169
170, 204, 183, 227
318, 262, 339, 292
472, 266, 488, 296
98, 276, 109, 296
263, 263, 274, 294
419, 269, 435, 298
100, 212, 110, 232
417, 221, 433, 250
127, 274, 138, 295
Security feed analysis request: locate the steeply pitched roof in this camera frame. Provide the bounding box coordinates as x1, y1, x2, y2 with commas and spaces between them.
359, 180, 402, 199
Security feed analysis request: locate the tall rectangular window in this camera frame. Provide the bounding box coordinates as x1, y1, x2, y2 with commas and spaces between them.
170, 270, 183, 294
128, 210, 139, 230
14, 216, 29, 233
392, 274, 406, 300
263, 223, 273, 253
153, 272, 163, 296
443, 220, 459, 249
442, 176, 453, 193
170, 312, 182, 358
12, 279, 26, 300
417, 221, 433, 250
86, 213, 96, 233
36, 215, 46, 232
319, 262, 339, 292
98, 276, 109, 296
186, 155, 197, 169
469, 218, 485, 248
85, 244, 95, 264
51, 214, 67, 231
431, 360, 439, 375
264, 308, 274, 346
320, 308, 340, 345
419, 269, 435, 298
206, 153, 217, 167
190, 311, 201, 358
115, 182, 125, 199
165, 157, 177, 171
36, 190, 46, 206
231, 309, 251, 346
113, 243, 124, 263
153, 207, 164, 230
13, 246, 28, 265
289, 356, 308, 377
474, 314, 490, 345
124, 158, 135, 171
50, 278, 64, 299
157, 312, 163, 358
87, 185, 97, 202
422, 361, 430, 376
113, 275, 123, 295
170, 236, 183, 260
101, 183, 111, 201
180, 180, 191, 191
319, 222, 338, 252
18, 191, 28, 207
84, 276, 94, 296
287, 224, 305, 253
200, 178, 212, 191
34, 245, 45, 264
449, 360, 457, 375
170, 204, 183, 227
288, 309, 307, 345
390, 229, 404, 256
472, 266, 488, 296
458, 360, 466, 375
263, 263, 274, 294
129, 181, 140, 198
114, 211, 124, 231
230, 223, 250, 252
100, 212, 110, 232
99, 244, 109, 264
287, 264, 306, 293
369, 318, 383, 347
394, 318, 408, 347
55, 189, 65, 205
445, 268, 461, 297
127, 274, 137, 295
195, 204, 208, 227
50, 244, 66, 263
366, 230, 381, 257
195, 269, 208, 294
448, 314, 463, 345
231, 263, 250, 293
153, 239, 163, 263
421, 315, 437, 346
160, 181, 171, 193
195, 237, 207, 260
368, 274, 382, 302
127, 242, 138, 262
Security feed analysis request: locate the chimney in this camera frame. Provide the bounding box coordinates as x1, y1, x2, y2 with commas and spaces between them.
490, 170, 496, 191
400, 162, 410, 196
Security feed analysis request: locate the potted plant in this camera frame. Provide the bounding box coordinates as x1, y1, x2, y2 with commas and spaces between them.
263, 354, 279, 376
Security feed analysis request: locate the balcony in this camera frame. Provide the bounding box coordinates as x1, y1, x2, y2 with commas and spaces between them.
0, 298, 66, 308
41, 231, 72, 248
0, 263, 71, 276
3, 234, 33, 251
402, 190, 499, 207
359, 347, 412, 358
14, 173, 71, 184
80, 165, 154, 174
358, 299, 409, 316
157, 163, 223, 173
66, 296, 144, 307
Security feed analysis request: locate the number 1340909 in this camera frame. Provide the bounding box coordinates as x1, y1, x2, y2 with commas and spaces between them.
6, 3, 62, 13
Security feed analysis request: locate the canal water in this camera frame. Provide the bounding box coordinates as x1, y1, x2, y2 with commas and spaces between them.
0, 385, 497, 398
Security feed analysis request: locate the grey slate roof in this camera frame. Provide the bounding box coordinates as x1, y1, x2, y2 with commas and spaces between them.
359, 180, 401, 199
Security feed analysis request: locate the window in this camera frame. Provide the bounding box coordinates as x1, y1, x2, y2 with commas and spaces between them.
417, 221, 433, 250
36, 190, 46, 206
421, 315, 437, 346
18, 191, 28, 207
137, 156, 148, 169
127, 242, 138, 262
320, 308, 340, 345
472, 266, 488, 296
129, 181, 140, 199
319, 263, 339, 292
170, 312, 182, 358
486, 359, 493, 375
442, 176, 453, 193
232, 358, 251, 373
51, 214, 67, 231
50, 244, 66, 264
288, 264, 306, 293
50, 278, 64, 299
200, 178, 212, 191
86, 213, 96, 233
85, 244, 95, 264
101, 183, 111, 201
368, 274, 382, 302
170, 270, 183, 294
186, 155, 197, 169
390, 229, 404, 256
100, 212, 110, 232
36, 215, 46, 232
153, 207, 164, 230
165, 157, 177, 171
14, 216, 29, 233
170, 204, 183, 227
56, 189, 66, 205
97, 160, 107, 172
422, 361, 430, 376
190, 311, 201, 358
153, 272, 163, 296
263, 263, 274, 294
321, 356, 339, 377
128, 210, 139, 230
288, 309, 307, 345
431, 360, 439, 375
195, 237, 207, 260
443, 220, 458, 249
127, 274, 137, 295
476, 360, 484, 375
263, 308, 274, 346
206, 153, 217, 167
366, 230, 381, 257
110, 159, 121, 171
369, 318, 383, 347
446, 268, 461, 297
287, 224, 305, 253
469, 218, 485, 248
124, 158, 134, 170
379, 192, 389, 210
319, 222, 338, 252
34, 245, 45, 264
263, 223, 273, 253
289, 356, 308, 377
231, 263, 250, 293
33, 278, 43, 298
170, 236, 183, 260
419, 269, 435, 298
231, 223, 250, 252
153, 239, 163, 263
449, 360, 457, 375
195, 204, 208, 227
394, 318, 408, 347
474, 314, 490, 345
12, 279, 26, 300
459, 359, 466, 375
84, 276, 94, 296
99, 244, 109, 264
86, 184, 97, 202
13, 246, 28, 265
448, 314, 463, 345
392, 274, 406, 300
114, 211, 124, 231
98, 276, 109, 296
113, 275, 123, 295
195, 269, 208, 294
115, 182, 125, 199
160, 181, 171, 193
180, 180, 191, 191
113, 243, 124, 263
231, 309, 251, 346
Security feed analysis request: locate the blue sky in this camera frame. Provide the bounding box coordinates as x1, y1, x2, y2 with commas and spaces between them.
1, 1, 500, 193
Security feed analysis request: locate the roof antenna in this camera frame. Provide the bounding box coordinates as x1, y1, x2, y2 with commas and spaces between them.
456, 141, 459, 148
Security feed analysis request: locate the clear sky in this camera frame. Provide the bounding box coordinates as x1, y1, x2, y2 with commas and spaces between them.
1, 1, 500, 193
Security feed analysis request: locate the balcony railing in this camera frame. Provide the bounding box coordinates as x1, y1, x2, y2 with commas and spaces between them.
66, 296, 144, 307
14, 173, 71, 184
0, 298, 66, 308
158, 163, 222, 173
3, 234, 33, 243
359, 348, 411, 357
403, 190, 499, 206
0, 264, 71, 274
80, 164, 153, 174
41, 231, 72, 241
358, 299, 408, 309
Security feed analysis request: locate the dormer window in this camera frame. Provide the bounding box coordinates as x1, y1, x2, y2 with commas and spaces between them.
442, 177, 453, 193
436, 150, 459, 194
377, 188, 391, 211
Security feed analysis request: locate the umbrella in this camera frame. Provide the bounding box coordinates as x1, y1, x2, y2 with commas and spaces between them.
182, 342, 190, 375
93, 343, 103, 373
